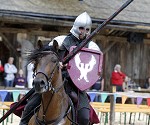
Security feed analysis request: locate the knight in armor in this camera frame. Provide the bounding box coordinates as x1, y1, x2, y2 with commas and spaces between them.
53, 12, 101, 125
19, 12, 101, 125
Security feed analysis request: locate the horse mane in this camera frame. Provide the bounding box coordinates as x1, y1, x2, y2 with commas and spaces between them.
27, 44, 59, 72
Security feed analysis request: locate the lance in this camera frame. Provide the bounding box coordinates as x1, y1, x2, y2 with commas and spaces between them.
63, 0, 133, 64
0, 0, 133, 123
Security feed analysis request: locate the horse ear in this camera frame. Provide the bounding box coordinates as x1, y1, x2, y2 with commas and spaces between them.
37, 40, 43, 49
53, 40, 59, 51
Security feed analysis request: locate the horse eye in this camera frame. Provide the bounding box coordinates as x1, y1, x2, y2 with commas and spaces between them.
51, 57, 58, 63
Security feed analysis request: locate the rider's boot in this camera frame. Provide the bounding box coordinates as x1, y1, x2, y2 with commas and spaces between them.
77, 108, 90, 125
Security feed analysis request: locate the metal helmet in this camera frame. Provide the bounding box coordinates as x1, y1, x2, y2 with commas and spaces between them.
70, 12, 92, 39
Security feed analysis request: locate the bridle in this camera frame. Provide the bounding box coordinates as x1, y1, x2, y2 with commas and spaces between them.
33, 51, 74, 125
33, 51, 60, 93
34, 63, 60, 93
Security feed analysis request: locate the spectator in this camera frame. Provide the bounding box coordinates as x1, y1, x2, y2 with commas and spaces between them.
0, 60, 4, 84
91, 76, 104, 102
14, 69, 27, 88
122, 76, 136, 104
4, 57, 17, 87
27, 62, 34, 88
144, 77, 150, 89
111, 64, 126, 92
91, 77, 104, 92
122, 76, 130, 92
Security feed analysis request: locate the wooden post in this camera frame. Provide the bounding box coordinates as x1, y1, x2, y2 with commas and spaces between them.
110, 85, 116, 125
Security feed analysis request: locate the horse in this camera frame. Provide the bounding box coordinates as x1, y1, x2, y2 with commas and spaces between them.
28, 40, 74, 125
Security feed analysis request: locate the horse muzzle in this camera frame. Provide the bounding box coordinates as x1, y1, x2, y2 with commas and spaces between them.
33, 79, 48, 93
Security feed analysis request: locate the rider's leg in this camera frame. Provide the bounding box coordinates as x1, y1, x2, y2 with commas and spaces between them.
19, 93, 42, 125
77, 108, 90, 125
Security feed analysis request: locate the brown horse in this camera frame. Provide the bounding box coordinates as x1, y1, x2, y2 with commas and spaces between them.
28, 41, 74, 125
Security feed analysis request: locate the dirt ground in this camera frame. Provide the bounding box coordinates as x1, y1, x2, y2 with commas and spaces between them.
0, 111, 149, 125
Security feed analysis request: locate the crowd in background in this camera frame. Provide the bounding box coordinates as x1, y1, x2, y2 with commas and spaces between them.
89, 64, 150, 103
0, 57, 34, 89
111, 64, 150, 92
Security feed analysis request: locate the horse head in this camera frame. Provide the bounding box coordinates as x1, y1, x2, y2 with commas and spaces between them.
29, 40, 60, 93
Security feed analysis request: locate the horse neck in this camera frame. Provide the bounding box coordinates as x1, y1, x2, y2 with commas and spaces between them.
38, 71, 69, 120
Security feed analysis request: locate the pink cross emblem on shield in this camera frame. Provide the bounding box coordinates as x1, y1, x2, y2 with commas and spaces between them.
67, 46, 103, 91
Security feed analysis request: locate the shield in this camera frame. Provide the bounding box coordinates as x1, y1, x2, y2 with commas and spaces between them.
67, 46, 103, 91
